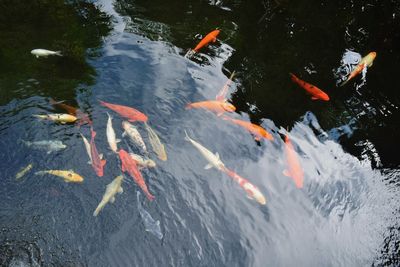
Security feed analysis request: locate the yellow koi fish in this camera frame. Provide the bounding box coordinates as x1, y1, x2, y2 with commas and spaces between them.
35, 170, 83, 183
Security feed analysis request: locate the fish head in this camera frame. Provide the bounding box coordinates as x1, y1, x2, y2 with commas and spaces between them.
222, 102, 236, 112
122, 121, 130, 130
68, 172, 83, 183
319, 93, 330, 101
369, 52, 377, 60
253, 190, 267, 205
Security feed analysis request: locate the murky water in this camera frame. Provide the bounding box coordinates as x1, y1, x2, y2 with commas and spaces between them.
0, 0, 399, 266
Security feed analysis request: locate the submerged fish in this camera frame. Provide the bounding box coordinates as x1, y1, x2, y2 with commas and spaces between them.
186, 100, 236, 115
216, 71, 236, 101
15, 164, 33, 180
184, 130, 225, 171
80, 133, 92, 164
122, 121, 147, 152
341, 52, 376, 86
193, 29, 220, 53
33, 113, 77, 124
21, 140, 66, 154
93, 175, 123, 216
90, 128, 106, 177
31, 49, 62, 58
49, 98, 78, 115
107, 113, 120, 153
99, 100, 148, 122
223, 168, 267, 205
144, 122, 167, 161
119, 149, 155, 201
289, 73, 330, 101
137, 191, 163, 240
129, 153, 156, 169
35, 170, 83, 183
283, 134, 304, 188
222, 116, 273, 141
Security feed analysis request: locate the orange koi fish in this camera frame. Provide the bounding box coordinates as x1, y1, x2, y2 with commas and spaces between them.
193, 29, 220, 52
223, 168, 266, 205
49, 98, 78, 115
119, 149, 155, 201
341, 52, 376, 86
99, 100, 148, 122
216, 71, 235, 101
283, 134, 304, 188
186, 100, 236, 115
289, 73, 330, 101
90, 128, 106, 177
222, 116, 273, 141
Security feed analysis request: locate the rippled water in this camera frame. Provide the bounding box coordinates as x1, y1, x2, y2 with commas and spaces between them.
0, 0, 399, 266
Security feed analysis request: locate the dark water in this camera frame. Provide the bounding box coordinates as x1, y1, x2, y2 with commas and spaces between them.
0, 0, 399, 266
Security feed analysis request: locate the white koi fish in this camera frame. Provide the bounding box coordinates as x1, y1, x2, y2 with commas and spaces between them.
106, 113, 120, 153
145, 122, 167, 161
122, 121, 147, 152
80, 133, 92, 164
184, 130, 225, 170
93, 175, 123, 216
31, 49, 62, 58
129, 153, 156, 169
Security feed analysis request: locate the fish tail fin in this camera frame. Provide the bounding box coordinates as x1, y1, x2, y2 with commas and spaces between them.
93, 203, 103, 217
34, 171, 47, 176
289, 72, 297, 82
55, 51, 63, 56
101, 159, 107, 167
19, 139, 28, 146
91, 127, 96, 138
185, 103, 192, 110
340, 79, 349, 87
107, 112, 112, 120
184, 130, 191, 142
32, 114, 45, 119
98, 100, 107, 107
146, 192, 155, 201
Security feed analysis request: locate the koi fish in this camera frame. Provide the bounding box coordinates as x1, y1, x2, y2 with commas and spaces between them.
80, 133, 92, 164
15, 164, 33, 180
184, 130, 225, 171
21, 139, 66, 154
223, 168, 267, 205
49, 98, 78, 115
216, 71, 236, 101
99, 100, 148, 122
283, 134, 304, 188
186, 100, 236, 115
90, 128, 106, 177
93, 175, 123, 216
31, 49, 62, 58
289, 73, 330, 101
137, 191, 163, 240
144, 122, 167, 161
107, 113, 120, 153
35, 170, 83, 183
122, 121, 147, 153
33, 113, 77, 124
341, 52, 376, 86
129, 153, 156, 169
222, 116, 273, 141
193, 29, 220, 52
119, 149, 155, 201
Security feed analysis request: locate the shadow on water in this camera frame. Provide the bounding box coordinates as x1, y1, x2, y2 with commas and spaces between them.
0, 0, 399, 266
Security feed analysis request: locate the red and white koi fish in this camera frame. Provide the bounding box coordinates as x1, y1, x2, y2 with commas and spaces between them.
193, 29, 220, 53
216, 71, 235, 101
223, 168, 267, 205
90, 128, 106, 177
119, 149, 155, 201
99, 100, 148, 122
283, 134, 304, 188
289, 73, 330, 101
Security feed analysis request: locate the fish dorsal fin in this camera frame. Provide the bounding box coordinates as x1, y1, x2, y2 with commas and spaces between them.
99, 153, 103, 159
215, 152, 220, 159
204, 164, 213, 170
118, 186, 123, 194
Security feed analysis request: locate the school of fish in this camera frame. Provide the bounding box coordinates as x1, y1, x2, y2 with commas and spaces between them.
14, 29, 377, 239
